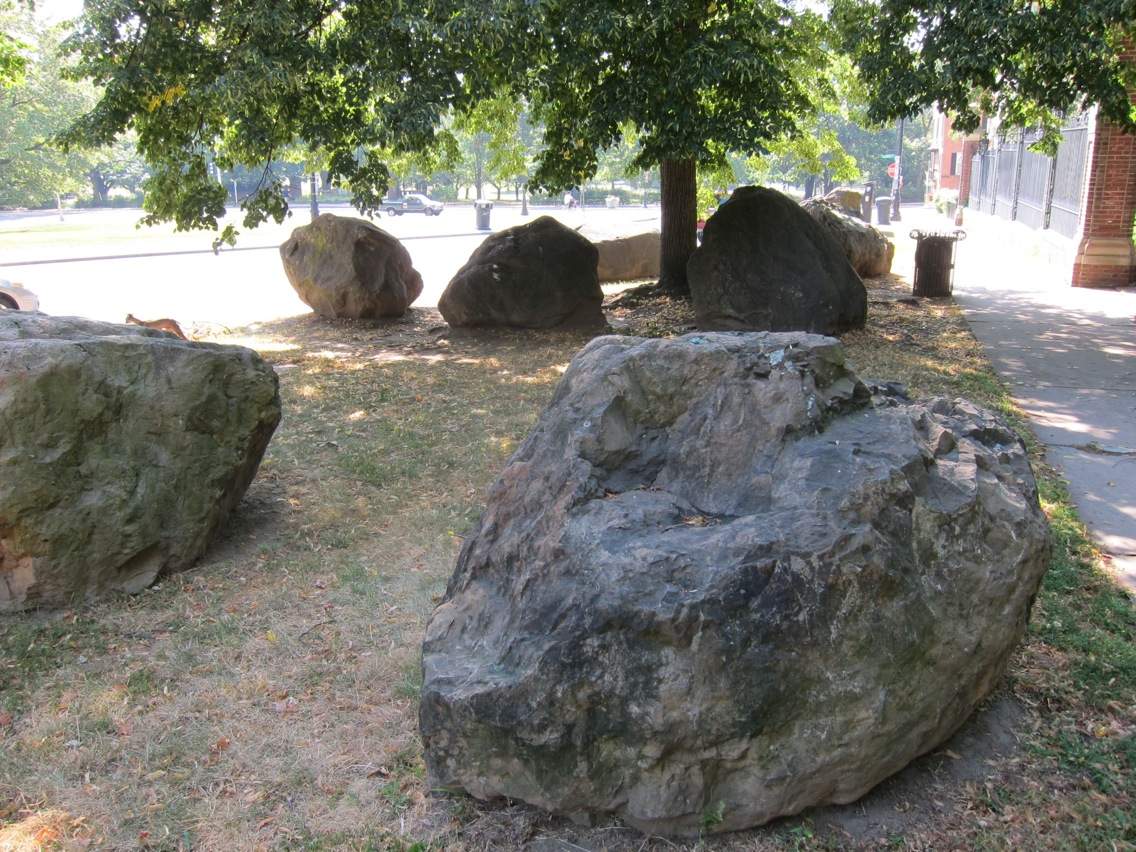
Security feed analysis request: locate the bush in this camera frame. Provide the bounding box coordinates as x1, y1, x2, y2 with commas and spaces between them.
74, 194, 145, 209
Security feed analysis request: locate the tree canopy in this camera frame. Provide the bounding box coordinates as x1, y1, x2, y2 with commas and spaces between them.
59, 0, 491, 240
1, 6, 103, 208
835, 0, 1136, 144
58, 0, 1136, 279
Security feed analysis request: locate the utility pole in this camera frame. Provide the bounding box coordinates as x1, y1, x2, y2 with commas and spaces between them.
891, 117, 904, 222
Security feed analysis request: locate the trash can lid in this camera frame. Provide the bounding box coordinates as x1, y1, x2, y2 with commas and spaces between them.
909, 229, 966, 241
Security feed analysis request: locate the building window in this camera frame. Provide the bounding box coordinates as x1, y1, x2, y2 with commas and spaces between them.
949, 152, 960, 176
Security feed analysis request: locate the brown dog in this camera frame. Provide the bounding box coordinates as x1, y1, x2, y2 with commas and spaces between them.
125, 313, 189, 340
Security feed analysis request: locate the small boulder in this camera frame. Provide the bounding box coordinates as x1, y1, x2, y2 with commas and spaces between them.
421, 331, 1049, 837
824, 186, 865, 219
803, 198, 896, 277
579, 225, 660, 282
439, 216, 603, 329
688, 186, 868, 334
0, 314, 281, 611
280, 213, 422, 318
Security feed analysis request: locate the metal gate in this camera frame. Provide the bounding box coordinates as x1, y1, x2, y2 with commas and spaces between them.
963, 114, 1090, 239
1048, 116, 1090, 239
1016, 130, 1051, 230
993, 137, 1019, 220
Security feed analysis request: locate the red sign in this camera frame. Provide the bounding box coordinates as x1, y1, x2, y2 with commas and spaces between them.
886, 161, 898, 179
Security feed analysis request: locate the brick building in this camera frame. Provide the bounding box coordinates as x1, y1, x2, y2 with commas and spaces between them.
927, 111, 978, 198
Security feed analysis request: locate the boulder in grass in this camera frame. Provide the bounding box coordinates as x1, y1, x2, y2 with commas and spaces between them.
803, 198, 896, 278
439, 216, 604, 329
579, 226, 661, 282
688, 186, 868, 334
421, 331, 1049, 837
0, 314, 281, 612
280, 213, 423, 318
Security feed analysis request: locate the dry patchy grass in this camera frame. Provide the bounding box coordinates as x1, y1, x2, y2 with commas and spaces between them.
1, 274, 1132, 850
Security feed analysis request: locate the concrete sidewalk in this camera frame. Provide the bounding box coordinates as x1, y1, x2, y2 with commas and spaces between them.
902, 207, 1136, 591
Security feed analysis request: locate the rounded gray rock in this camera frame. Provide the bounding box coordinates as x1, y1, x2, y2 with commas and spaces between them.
688, 186, 868, 334
803, 198, 895, 278
578, 226, 660, 282
420, 331, 1049, 837
0, 314, 281, 611
439, 216, 603, 329
280, 213, 423, 318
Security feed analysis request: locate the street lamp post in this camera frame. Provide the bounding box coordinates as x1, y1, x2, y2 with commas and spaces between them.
891, 117, 904, 222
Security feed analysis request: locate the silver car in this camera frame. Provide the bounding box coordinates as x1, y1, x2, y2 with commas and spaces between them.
0, 279, 39, 311
383, 193, 445, 216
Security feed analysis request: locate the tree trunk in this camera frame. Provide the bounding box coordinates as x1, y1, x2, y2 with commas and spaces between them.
89, 169, 109, 204
390, 179, 403, 200
658, 158, 697, 296
803, 174, 817, 199
309, 173, 320, 219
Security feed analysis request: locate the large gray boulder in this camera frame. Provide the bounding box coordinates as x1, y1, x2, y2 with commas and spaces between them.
803, 198, 895, 278
0, 314, 280, 611
421, 332, 1049, 837
439, 216, 603, 329
280, 213, 423, 318
688, 186, 868, 334
579, 225, 660, 282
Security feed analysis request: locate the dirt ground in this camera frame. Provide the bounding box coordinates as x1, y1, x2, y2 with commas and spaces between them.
1, 273, 1132, 850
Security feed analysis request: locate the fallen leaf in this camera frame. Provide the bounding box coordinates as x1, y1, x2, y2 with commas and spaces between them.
0, 710, 13, 727
211, 736, 231, 753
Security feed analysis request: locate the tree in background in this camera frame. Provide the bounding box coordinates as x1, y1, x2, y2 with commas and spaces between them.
87, 132, 148, 204
496, 0, 828, 294
0, 7, 99, 208
60, 0, 490, 243
835, 0, 1136, 145
0, 0, 25, 87
453, 95, 526, 201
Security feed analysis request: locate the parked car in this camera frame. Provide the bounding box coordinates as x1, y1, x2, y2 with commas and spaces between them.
383, 193, 445, 216
0, 279, 39, 311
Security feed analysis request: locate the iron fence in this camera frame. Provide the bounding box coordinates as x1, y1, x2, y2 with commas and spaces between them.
1049, 118, 1090, 239
1016, 130, 1051, 230
964, 115, 1089, 240
993, 137, 1019, 220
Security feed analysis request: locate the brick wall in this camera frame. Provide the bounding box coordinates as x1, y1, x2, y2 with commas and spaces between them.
1072, 47, 1136, 287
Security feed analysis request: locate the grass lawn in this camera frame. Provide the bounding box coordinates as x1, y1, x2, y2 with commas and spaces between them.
1, 265, 1132, 849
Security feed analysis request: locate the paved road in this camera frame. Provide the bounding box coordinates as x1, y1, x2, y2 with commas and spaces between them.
0, 203, 661, 327
911, 207, 1136, 592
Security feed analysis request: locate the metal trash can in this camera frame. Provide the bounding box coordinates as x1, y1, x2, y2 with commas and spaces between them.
875, 197, 892, 226
474, 200, 493, 230
910, 229, 966, 297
